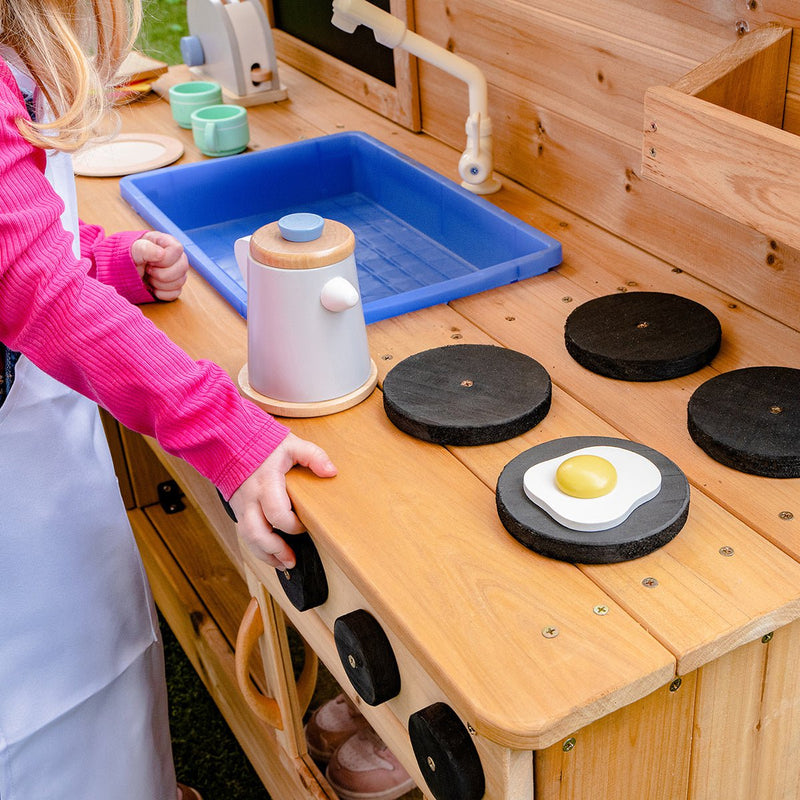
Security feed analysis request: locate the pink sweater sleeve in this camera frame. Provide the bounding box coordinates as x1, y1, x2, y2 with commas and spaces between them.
0, 65, 289, 498
79, 222, 154, 305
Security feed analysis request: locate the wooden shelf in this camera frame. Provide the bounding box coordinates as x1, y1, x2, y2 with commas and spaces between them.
642, 24, 800, 250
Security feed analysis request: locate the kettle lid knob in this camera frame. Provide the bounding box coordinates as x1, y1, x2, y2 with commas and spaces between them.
278, 213, 325, 242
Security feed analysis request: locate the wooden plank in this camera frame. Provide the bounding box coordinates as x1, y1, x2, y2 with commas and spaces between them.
129, 507, 334, 799
689, 621, 800, 800
119, 426, 171, 508
534, 674, 695, 800
272, 29, 420, 131
642, 84, 800, 254
244, 570, 311, 759
491, 0, 733, 59
754, 618, 800, 798
671, 23, 791, 125
415, 0, 699, 141
99, 410, 134, 509
143, 501, 251, 645
689, 638, 768, 800
145, 442, 245, 574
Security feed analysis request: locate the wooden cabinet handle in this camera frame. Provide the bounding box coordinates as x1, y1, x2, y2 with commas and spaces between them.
235, 597, 318, 728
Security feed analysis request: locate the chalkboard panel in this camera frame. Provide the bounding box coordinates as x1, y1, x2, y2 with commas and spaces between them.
272, 0, 396, 86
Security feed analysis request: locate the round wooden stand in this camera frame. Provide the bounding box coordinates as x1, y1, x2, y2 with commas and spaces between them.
564, 292, 721, 381
238, 360, 378, 418
382, 344, 551, 445
688, 366, 800, 477
496, 436, 690, 563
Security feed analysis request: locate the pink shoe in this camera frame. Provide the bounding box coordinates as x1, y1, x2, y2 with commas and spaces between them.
305, 693, 370, 765
326, 729, 415, 800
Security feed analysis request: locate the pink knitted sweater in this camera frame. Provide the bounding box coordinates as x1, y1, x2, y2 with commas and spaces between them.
0, 60, 289, 499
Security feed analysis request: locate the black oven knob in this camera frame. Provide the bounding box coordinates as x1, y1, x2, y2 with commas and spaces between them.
334, 609, 401, 705
409, 702, 485, 800
275, 530, 328, 611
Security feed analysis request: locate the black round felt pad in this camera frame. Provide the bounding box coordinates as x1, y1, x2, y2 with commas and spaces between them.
496, 436, 690, 564
383, 344, 551, 445
688, 366, 800, 478
564, 292, 721, 381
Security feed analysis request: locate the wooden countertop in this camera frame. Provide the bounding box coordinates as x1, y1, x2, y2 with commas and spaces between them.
77, 64, 800, 751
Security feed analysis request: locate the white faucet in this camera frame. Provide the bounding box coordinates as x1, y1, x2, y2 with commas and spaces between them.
331, 0, 501, 195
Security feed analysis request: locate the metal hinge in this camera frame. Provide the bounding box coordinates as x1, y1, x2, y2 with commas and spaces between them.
157, 480, 185, 514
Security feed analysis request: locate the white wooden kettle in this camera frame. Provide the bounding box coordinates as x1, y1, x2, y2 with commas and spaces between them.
236, 213, 377, 417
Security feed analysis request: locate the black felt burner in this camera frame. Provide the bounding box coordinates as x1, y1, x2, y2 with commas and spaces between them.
496, 436, 690, 564
688, 366, 800, 478
564, 292, 721, 381
382, 344, 551, 446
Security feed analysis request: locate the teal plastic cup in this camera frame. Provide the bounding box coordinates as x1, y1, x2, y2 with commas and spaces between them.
168, 81, 222, 129
190, 104, 250, 157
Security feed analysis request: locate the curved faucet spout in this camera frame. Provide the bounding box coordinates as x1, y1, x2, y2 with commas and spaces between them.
331, 0, 501, 194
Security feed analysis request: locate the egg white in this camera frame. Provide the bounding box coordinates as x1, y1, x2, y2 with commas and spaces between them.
522, 445, 662, 532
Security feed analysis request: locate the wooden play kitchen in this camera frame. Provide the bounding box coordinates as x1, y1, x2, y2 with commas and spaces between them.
83, 3, 800, 799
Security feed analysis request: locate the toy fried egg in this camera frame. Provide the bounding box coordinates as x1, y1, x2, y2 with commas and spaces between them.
522, 446, 662, 532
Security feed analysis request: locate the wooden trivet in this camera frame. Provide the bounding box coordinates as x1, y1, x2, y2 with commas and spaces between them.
239, 360, 378, 418
382, 344, 551, 445
564, 292, 721, 381
496, 436, 690, 563
688, 366, 800, 477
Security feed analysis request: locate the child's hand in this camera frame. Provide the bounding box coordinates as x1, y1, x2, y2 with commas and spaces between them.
132, 231, 189, 301
229, 433, 338, 569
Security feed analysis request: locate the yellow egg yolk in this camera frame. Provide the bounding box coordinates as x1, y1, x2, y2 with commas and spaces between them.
555, 454, 618, 499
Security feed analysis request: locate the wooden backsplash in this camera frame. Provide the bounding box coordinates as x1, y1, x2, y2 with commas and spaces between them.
270, 1, 800, 331
411, 0, 800, 331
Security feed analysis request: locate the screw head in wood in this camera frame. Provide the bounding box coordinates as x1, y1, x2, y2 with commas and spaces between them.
542, 626, 559, 638
642, 577, 659, 588
562, 737, 576, 752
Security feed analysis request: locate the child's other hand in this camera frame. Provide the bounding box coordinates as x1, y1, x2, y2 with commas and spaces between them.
132, 231, 189, 301
229, 433, 338, 569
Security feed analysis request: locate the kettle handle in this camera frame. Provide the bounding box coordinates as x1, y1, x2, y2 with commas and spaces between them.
234, 236, 252, 289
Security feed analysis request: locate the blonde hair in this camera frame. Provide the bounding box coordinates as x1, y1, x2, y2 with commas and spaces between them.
0, 0, 142, 151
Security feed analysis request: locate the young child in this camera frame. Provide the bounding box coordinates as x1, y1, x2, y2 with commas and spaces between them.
0, 2, 337, 798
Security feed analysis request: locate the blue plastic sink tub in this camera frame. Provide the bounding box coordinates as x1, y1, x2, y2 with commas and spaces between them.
119, 132, 562, 323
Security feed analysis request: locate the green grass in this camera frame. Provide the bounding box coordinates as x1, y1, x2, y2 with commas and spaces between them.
138, 0, 189, 64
